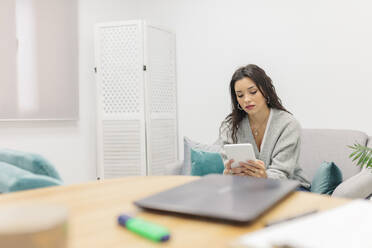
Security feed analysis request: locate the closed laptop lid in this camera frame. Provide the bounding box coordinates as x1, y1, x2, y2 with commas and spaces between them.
134, 174, 299, 223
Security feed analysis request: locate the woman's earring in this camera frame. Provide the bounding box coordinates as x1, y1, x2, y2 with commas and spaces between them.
237, 103, 243, 110
266, 96, 270, 104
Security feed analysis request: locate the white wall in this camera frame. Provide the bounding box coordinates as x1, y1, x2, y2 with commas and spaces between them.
1, 0, 371, 183
0, 0, 140, 184
139, 0, 372, 156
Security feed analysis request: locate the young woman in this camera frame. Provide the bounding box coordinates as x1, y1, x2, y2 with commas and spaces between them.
218, 64, 310, 189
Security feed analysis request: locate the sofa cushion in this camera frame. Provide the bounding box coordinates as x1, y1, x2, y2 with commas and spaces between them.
164, 161, 183, 175
0, 149, 62, 180
310, 161, 343, 195
0, 162, 62, 193
299, 129, 367, 181
181, 137, 222, 175
332, 167, 372, 199
190, 149, 224, 176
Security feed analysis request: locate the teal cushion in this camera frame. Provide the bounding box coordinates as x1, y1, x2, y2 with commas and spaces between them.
0, 162, 62, 193
0, 149, 61, 180
190, 148, 224, 176
310, 161, 343, 195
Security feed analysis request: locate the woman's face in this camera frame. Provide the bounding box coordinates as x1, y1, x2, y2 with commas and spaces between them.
234, 77, 268, 115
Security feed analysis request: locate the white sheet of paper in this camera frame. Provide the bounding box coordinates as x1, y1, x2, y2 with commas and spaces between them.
231, 200, 372, 248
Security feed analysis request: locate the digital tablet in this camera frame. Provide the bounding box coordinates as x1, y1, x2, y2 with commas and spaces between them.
224, 143, 256, 168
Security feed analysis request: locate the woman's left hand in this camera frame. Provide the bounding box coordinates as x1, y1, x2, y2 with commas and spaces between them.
239, 160, 267, 178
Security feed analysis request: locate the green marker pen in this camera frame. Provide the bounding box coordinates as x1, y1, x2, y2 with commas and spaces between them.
118, 214, 170, 242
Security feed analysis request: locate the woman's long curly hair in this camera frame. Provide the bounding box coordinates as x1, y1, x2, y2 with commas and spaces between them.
221, 64, 289, 143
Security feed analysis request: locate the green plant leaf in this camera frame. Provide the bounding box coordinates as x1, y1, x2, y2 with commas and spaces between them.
349, 150, 359, 158
352, 150, 364, 162
348, 143, 372, 169
363, 150, 372, 164
367, 156, 372, 168
358, 150, 368, 166
364, 150, 372, 167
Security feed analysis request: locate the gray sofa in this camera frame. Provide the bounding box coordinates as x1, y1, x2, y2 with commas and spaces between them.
300, 129, 372, 199
170, 129, 372, 199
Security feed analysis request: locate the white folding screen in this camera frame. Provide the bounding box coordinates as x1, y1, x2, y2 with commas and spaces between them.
95, 20, 178, 179
145, 25, 178, 175
95, 21, 147, 179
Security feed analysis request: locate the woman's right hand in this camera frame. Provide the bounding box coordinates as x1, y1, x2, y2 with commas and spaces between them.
223, 159, 246, 175
223, 159, 233, 175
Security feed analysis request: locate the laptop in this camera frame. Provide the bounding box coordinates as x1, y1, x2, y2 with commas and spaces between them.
134, 174, 299, 223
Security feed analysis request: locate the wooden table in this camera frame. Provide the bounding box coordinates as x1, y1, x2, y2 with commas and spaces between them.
0, 176, 349, 248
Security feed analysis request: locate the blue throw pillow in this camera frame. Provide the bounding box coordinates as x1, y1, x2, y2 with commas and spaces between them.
0, 149, 62, 180
310, 161, 343, 195
182, 137, 222, 175
190, 148, 224, 176
0, 162, 62, 193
